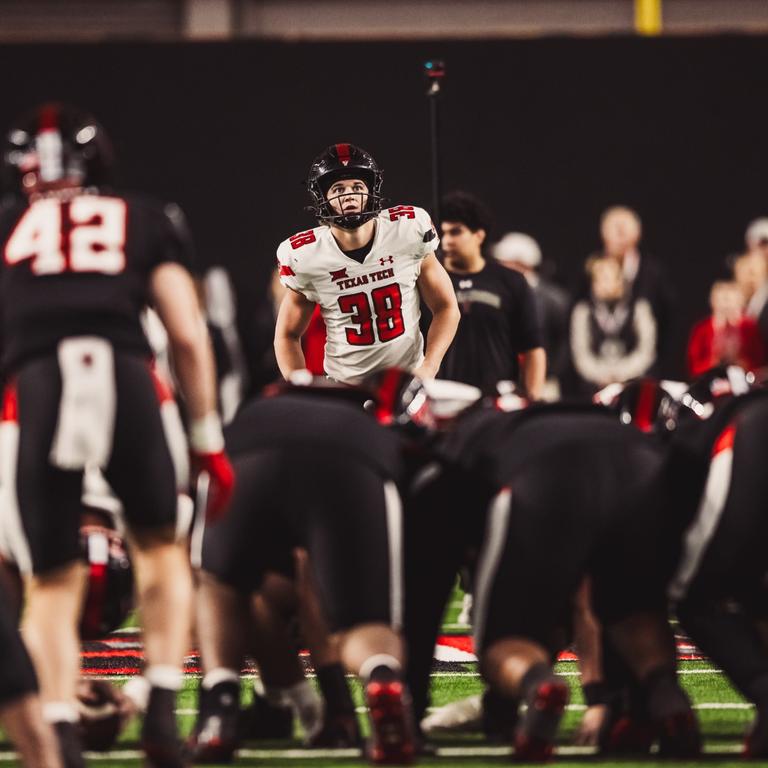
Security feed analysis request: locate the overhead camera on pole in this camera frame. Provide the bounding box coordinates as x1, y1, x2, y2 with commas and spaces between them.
423, 59, 445, 224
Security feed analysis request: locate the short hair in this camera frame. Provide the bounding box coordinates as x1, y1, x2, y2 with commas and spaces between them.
440, 191, 493, 235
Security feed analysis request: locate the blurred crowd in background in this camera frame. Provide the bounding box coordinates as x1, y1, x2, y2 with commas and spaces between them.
206, 198, 768, 414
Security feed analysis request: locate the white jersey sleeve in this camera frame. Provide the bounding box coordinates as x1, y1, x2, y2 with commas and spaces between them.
276, 228, 322, 303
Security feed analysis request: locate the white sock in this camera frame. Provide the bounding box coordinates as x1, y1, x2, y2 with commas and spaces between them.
202, 668, 240, 690
145, 665, 183, 692
359, 654, 401, 682
123, 676, 151, 712
43, 701, 79, 724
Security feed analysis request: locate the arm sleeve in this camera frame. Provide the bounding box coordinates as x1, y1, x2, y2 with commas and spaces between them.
276, 240, 320, 303
512, 273, 544, 352
414, 207, 439, 258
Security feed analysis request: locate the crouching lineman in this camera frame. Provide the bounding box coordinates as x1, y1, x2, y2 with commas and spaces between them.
399, 386, 700, 761
191, 374, 414, 765
628, 369, 768, 758
0, 103, 234, 767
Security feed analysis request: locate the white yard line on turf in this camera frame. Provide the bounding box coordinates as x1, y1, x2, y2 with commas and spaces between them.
0, 743, 746, 761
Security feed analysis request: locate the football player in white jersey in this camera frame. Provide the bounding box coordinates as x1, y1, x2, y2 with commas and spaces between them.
274, 143, 459, 384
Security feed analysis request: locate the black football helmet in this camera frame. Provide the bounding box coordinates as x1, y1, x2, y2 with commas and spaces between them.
598, 377, 675, 433
79, 526, 133, 640
3, 102, 113, 196
306, 143, 384, 230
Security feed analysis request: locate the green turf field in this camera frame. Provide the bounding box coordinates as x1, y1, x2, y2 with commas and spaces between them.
1, 592, 753, 766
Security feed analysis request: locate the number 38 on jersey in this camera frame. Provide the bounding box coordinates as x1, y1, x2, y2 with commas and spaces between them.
4, 196, 126, 275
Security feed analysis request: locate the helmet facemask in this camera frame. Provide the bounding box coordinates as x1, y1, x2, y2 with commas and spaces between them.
306, 144, 385, 230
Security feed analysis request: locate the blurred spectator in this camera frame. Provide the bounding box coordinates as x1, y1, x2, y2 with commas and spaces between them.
248, 266, 287, 393
570, 256, 657, 396
734, 250, 768, 343
687, 279, 765, 377
592, 206, 674, 374
493, 232, 570, 400
739, 219, 768, 345
203, 266, 250, 423
438, 191, 545, 398
745, 217, 768, 259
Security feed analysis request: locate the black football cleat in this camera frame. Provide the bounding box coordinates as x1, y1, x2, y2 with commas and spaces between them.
141, 687, 188, 768
599, 713, 655, 756
513, 677, 569, 762
238, 692, 293, 741
53, 721, 86, 768
656, 709, 702, 758
745, 706, 768, 758
309, 712, 362, 748
364, 669, 415, 765
187, 681, 240, 764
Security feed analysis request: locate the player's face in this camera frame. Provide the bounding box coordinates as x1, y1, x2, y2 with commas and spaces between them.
326, 178, 369, 217
440, 221, 484, 260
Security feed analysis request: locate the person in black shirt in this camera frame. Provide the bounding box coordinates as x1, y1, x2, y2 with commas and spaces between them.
437, 192, 545, 398
0, 103, 234, 768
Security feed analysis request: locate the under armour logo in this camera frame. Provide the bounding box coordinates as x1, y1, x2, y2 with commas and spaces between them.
330, 268, 348, 281
379, 256, 394, 266
459, 279, 472, 289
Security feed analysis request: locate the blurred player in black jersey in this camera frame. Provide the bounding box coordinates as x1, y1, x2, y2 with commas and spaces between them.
192, 377, 414, 765
438, 192, 545, 398
403, 395, 700, 761
0, 584, 62, 767
0, 103, 234, 768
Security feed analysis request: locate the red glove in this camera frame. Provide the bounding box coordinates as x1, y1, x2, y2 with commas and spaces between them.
189, 413, 235, 522
192, 450, 235, 522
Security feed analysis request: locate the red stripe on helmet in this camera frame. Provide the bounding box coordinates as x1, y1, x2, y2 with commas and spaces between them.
375, 369, 406, 426
81, 562, 108, 640
38, 103, 59, 132
634, 380, 657, 433
335, 143, 351, 167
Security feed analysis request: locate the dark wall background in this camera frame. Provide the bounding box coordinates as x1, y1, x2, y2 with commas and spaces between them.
2, 36, 767, 377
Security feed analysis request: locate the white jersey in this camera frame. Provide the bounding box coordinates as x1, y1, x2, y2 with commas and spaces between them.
277, 205, 439, 384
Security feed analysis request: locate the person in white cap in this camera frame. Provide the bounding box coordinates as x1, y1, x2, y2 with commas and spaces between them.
493, 233, 570, 400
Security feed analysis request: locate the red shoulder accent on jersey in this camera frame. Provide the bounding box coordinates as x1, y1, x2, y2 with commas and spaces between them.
279, 264, 296, 277
2, 381, 18, 423
388, 205, 416, 221
289, 230, 317, 250
336, 143, 351, 166
712, 424, 735, 456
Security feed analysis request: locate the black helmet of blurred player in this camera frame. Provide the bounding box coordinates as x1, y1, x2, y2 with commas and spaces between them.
365, 368, 483, 434
79, 524, 133, 640
596, 377, 675, 433
306, 143, 384, 230
672, 365, 756, 425
4, 102, 113, 197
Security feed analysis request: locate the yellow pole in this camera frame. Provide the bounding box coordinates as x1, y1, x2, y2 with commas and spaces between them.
635, 0, 662, 36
